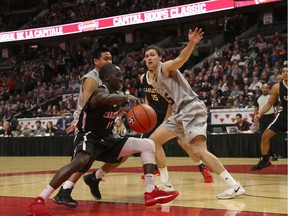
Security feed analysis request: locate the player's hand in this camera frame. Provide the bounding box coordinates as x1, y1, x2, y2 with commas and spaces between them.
188, 27, 204, 44
254, 114, 260, 123
66, 119, 77, 134
126, 95, 141, 104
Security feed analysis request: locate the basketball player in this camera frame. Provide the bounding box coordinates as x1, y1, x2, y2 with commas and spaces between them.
28, 64, 179, 216
251, 66, 287, 171
252, 83, 279, 160
140, 71, 213, 184
53, 47, 129, 207
143, 27, 245, 199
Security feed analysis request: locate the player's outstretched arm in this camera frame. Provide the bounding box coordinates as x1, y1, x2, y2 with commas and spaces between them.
163, 27, 204, 74
90, 89, 141, 108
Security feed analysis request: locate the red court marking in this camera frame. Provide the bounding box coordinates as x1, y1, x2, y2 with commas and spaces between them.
0, 196, 285, 216
0, 164, 286, 177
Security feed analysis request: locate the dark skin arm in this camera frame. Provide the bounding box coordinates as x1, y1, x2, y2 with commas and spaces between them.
90, 88, 140, 109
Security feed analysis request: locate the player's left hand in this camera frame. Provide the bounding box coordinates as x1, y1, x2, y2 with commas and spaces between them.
126, 95, 141, 104
188, 27, 204, 44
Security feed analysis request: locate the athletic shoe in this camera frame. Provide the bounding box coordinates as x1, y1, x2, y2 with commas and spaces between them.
271, 154, 278, 161
52, 186, 78, 208
199, 164, 213, 183
216, 182, 245, 199
144, 187, 179, 206
27, 197, 51, 216
157, 179, 174, 192
83, 171, 102, 200
141, 170, 160, 180
251, 160, 272, 171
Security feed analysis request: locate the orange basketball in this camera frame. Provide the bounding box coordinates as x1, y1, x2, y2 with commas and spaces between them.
126, 104, 157, 134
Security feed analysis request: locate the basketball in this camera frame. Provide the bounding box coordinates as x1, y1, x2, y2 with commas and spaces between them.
126, 104, 157, 134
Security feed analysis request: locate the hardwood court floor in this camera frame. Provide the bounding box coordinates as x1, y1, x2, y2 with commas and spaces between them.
0, 156, 287, 216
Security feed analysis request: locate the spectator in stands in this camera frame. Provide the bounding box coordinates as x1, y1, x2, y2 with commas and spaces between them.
235, 113, 250, 131
222, 85, 231, 99
223, 16, 232, 43
212, 47, 222, 60
230, 50, 241, 62
0, 120, 12, 137
33, 120, 45, 136
56, 113, 68, 132
249, 77, 262, 90
269, 68, 280, 84
9, 112, 19, 131
230, 84, 241, 99
112, 118, 127, 137
20, 124, 32, 137
46, 121, 56, 136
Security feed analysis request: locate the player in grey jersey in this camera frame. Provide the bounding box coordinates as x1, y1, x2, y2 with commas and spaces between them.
144, 27, 245, 199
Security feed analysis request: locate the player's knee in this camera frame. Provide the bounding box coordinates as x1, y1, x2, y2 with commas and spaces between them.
120, 155, 129, 163
142, 138, 156, 153
191, 144, 205, 158
140, 139, 156, 165
71, 152, 90, 171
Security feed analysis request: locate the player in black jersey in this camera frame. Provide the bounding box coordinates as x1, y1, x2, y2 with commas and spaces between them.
140, 71, 213, 184
28, 64, 179, 216
251, 66, 288, 171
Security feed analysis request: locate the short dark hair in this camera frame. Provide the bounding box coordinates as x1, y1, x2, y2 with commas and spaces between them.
92, 47, 110, 60
145, 45, 163, 57
35, 120, 41, 124
99, 64, 120, 80
236, 113, 242, 118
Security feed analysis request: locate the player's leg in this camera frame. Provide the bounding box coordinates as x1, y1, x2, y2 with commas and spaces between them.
185, 135, 245, 199
28, 151, 91, 215
251, 128, 276, 171
177, 138, 213, 183
117, 137, 179, 206
149, 126, 176, 191
52, 172, 82, 207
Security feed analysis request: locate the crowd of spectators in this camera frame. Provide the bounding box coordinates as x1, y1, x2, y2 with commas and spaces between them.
0, 27, 286, 137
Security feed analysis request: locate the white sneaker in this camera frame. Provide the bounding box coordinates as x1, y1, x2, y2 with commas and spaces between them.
216, 182, 245, 199
157, 179, 174, 192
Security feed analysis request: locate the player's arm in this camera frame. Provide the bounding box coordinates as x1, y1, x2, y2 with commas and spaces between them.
258, 83, 279, 119
82, 77, 98, 106
253, 106, 259, 117
162, 28, 204, 76
90, 89, 140, 108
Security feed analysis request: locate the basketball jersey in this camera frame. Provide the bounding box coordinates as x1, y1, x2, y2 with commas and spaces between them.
77, 85, 119, 137
142, 71, 168, 122
73, 68, 102, 121
279, 80, 287, 113
151, 63, 198, 113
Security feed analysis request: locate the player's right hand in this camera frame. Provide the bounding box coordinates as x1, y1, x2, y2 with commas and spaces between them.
254, 114, 260, 123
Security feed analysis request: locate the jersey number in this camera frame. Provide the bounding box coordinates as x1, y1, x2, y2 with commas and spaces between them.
151, 94, 159, 101
164, 92, 175, 105
106, 121, 114, 129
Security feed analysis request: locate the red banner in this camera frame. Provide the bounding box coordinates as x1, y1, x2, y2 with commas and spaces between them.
234, 0, 281, 8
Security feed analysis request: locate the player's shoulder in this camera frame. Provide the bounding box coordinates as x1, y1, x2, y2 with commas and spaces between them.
139, 72, 147, 84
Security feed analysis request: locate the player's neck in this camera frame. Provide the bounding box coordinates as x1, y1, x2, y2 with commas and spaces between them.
282, 80, 288, 88
148, 70, 157, 81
